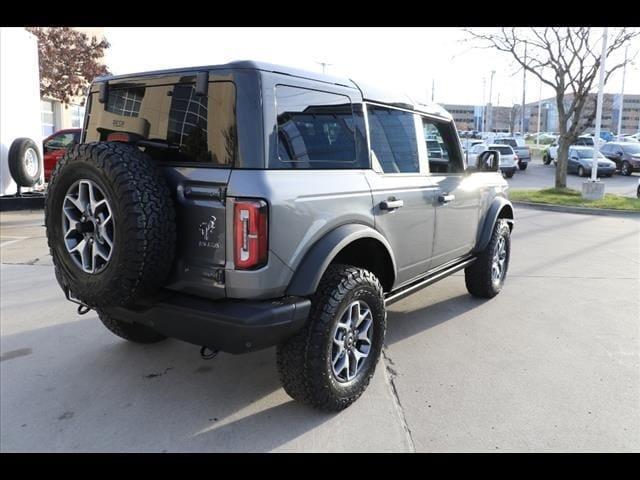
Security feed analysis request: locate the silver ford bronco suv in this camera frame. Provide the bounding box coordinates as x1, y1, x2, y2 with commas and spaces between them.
45, 61, 514, 411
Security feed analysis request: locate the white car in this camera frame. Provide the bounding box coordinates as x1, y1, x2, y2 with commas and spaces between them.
465, 142, 488, 165
488, 144, 518, 178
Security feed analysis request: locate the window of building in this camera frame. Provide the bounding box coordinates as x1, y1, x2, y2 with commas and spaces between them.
106, 87, 144, 117
274, 85, 366, 168
70, 104, 85, 128
368, 106, 420, 174
41, 100, 55, 137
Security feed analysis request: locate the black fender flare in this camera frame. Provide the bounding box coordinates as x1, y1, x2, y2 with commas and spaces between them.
474, 197, 515, 253
286, 223, 397, 297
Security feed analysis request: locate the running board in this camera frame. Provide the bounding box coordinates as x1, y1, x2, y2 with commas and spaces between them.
384, 256, 477, 306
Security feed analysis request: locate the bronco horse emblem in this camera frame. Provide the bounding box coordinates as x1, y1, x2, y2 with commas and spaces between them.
199, 216, 217, 241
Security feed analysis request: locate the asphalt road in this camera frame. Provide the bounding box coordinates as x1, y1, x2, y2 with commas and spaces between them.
507, 159, 640, 198
1, 209, 639, 452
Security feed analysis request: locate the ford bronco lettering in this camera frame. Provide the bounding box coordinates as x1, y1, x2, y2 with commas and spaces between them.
45, 61, 514, 411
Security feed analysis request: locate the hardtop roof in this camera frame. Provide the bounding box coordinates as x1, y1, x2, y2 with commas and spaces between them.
95, 60, 452, 120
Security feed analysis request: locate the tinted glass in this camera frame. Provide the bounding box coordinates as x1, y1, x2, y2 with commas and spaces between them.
492, 146, 513, 155
46, 133, 76, 150
368, 106, 419, 173
275, 85, 366, 168
421, 117, 463, 174
85, 79, 237, 166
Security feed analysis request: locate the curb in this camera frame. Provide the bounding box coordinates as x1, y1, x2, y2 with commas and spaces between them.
513, 201, 640, 217
0, 194, 45, 212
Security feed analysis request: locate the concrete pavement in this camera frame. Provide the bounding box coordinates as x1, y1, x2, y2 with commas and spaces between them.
1, 209, 639, 452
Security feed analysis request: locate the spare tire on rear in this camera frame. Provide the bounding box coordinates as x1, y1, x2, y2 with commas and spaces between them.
45, 142, 177, 308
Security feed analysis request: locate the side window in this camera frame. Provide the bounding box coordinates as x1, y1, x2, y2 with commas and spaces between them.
421, 117, 463, 174
274, 85, 367, 169
85, 79, 237, 166
367, 106, 420, 174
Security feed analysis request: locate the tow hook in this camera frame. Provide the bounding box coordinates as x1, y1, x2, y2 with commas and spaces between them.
77, 304, 92, 315
63, 286, 92, 315
200, 346, 219, 360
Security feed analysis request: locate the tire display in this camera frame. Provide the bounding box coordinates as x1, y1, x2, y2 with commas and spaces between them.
8, 137, 42, 187
45, 142, 177, 308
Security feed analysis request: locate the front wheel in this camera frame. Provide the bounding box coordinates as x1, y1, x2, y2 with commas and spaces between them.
621, 161, 632, 176
465, 219, 511, 298
277, 264, 386, 411
578, 166, 585, 177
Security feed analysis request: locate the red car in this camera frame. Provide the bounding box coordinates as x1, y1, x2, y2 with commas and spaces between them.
43, 128, 81, 181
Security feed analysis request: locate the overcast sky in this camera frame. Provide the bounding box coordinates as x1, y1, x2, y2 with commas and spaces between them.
104, 27, 640, 107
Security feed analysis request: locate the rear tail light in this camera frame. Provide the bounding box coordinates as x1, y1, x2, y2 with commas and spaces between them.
234, 199, 268, 270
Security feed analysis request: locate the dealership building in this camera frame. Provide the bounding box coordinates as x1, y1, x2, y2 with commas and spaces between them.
444, 93, 640, 135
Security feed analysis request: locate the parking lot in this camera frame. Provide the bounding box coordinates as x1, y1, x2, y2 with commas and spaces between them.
508, 158, 639, 198
1, 205, 638, 452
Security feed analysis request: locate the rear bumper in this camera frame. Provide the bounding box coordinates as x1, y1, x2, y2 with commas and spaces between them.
105, 292, 311, 354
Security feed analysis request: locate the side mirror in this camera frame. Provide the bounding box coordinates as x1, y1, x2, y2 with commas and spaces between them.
476, 150, 500, 172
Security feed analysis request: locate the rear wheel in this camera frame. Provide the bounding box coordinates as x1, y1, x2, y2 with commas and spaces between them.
518, 162, 528, 171
277, 264, 386, 411
504, 170, 514, 179
465, 219, 511, 299
621, 161, 632, 176
578, 166, 585, 177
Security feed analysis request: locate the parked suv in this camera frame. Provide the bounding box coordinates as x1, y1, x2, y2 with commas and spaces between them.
45, 61, 514, 411
493, 137, 530, 170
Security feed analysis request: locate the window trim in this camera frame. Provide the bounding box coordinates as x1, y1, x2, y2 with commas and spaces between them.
417, 113, 465, 176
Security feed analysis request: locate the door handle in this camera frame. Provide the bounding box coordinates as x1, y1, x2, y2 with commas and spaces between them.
438, 193, 455, 204
380, 199, 404, 210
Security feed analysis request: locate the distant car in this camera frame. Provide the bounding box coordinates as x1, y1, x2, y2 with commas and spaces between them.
493, 137, 531, 170
43, 128, 81, 181
465, 142, 488, 165
567, 146, 616, 177
426, 139, 444, 159
600, 142, 640, 176
486, 144, 518, 178
544, 135, 595, 165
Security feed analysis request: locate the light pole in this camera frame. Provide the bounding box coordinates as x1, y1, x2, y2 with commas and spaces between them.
616, 45, 628, 138
536, 80, 542, 147
316, 61, 332, 74
521, 41, 527, 134
482, 77, 486, 132
583, 28, 608, 200
488, 70, 495, 133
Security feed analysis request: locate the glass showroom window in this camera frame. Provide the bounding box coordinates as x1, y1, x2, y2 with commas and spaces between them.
71, 104, 85, 128
41, 100, 55, 137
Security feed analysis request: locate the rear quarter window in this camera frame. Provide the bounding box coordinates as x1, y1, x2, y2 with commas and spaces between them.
273, 85, 368, 169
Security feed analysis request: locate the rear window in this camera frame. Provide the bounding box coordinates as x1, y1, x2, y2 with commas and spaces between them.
274, 85, 367, 169
84, 78, 237, 166
497, 138, 517, 147
492, 146, 513, 155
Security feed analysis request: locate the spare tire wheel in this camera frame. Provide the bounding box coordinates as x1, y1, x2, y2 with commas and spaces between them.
9, 138, 42, 187
45, 142, 177, 308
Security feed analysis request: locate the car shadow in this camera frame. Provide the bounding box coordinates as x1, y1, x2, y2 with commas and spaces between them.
1, 278, 487, 452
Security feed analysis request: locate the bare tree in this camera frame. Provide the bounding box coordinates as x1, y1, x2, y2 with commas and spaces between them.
26, 27, 110, 106
465, 28, 638, 188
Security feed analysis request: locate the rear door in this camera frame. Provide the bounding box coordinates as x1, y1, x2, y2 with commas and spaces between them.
364, 104, 438, 286
84, 77, 238, 298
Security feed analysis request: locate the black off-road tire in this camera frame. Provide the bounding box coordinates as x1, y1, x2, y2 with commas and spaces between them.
465, 219, 511, 299
276, 264, 386, 412
8, 137, 42, 187
98, 310, 167, 344
45, 142, 176, 308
